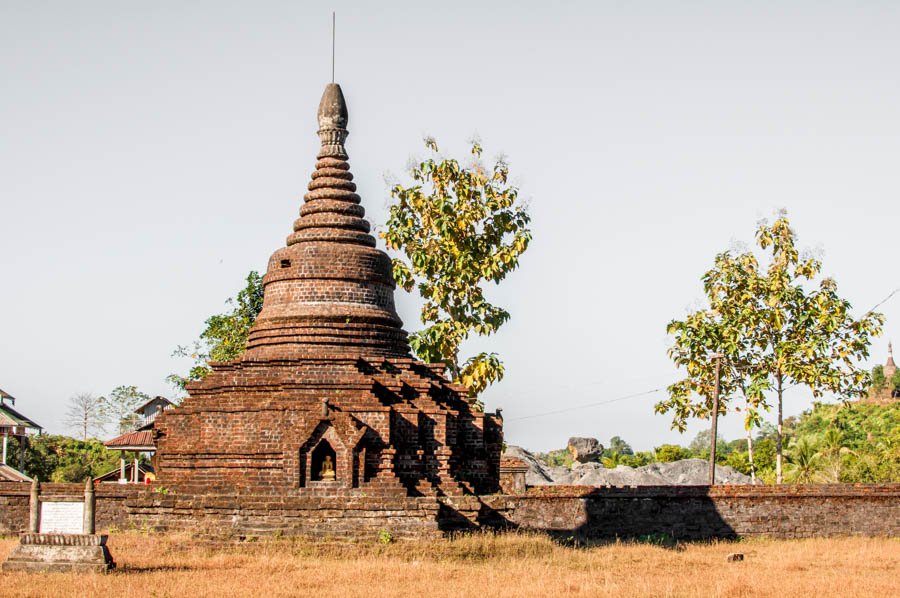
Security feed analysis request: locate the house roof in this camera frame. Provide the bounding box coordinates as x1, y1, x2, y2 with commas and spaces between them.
104, 430, 155, 451
0, 402, 42, 431
0, 388, 15, 403
0, 464, 33, 482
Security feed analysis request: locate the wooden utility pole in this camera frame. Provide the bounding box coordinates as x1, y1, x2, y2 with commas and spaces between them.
709, 353, 723, 485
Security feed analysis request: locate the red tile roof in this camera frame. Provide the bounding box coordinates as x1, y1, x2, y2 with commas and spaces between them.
104, 430, 155, 450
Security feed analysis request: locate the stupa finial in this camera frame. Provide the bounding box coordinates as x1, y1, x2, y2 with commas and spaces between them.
317, 83, 348, 159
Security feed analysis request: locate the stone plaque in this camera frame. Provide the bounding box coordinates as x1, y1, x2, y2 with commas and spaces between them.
39, 501, 84, 534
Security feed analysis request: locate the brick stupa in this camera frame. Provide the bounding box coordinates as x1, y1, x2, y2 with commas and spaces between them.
154, 83, 502, 497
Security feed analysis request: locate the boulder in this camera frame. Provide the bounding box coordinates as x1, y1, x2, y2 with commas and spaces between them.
566, 437, 603, 463
503, 446, 555, 486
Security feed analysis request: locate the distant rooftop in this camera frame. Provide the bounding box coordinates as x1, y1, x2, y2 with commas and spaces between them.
0, 464, 33, 482
134, 396, 174, 414
104, 430, 155, 451
0, 401, 41, 431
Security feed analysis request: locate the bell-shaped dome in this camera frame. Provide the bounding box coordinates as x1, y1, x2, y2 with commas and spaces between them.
244, 83, 409, 359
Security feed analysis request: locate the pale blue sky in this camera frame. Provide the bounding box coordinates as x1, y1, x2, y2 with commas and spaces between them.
1, 1, 897, 451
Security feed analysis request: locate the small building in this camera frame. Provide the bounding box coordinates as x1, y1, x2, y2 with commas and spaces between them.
103, 430, 155, 484
134, 396, 174, 429
101, 397, 172, 483
0, 388, 42, 476
94, 460, 154, 484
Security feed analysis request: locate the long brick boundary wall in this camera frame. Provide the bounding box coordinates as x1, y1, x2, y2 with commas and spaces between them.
1, 482, 897, 540
450, 484, 900, 539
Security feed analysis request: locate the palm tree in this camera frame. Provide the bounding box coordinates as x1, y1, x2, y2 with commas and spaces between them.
784, 436, 821, 483
815, 428, 845, 482
601, 451, 623, 469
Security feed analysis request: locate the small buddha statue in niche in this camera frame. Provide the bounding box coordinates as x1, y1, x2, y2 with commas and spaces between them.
320, 455, 335, 480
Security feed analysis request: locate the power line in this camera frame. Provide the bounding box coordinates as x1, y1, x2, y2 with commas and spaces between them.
865, 286, 899, 315
507, 286, 897, 423
508, 387, 664, 422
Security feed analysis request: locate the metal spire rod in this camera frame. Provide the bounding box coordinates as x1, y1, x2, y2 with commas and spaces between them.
332, 11, 335, 83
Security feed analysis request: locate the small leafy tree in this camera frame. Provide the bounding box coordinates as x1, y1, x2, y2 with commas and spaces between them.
654, 444, 691, 463
168, 271, 264, 390
608, 436, 634, 456
104, 385, 151, 434
658, 250, 771, 481
871, 365, 887, 393
871, 364, 900, 396
658, 212, 883, 483
382, 138, 531, 402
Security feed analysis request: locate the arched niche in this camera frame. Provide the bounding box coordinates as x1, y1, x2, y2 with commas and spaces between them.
310, 439, 337, 481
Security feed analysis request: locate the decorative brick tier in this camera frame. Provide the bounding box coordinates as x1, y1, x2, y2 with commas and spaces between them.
153, 83, 502, 498
155, 357, 503, 496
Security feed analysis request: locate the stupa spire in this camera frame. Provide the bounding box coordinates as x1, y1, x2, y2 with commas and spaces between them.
244, 83, 408, 359
286, 83, 373, 248
887, 341, 896, 372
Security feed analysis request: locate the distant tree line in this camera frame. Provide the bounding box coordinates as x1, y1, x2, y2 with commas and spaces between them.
5, 435, 122, 483
539, 401, 898, 484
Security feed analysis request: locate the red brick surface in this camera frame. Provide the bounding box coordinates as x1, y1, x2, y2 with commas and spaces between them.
153, 84, 502, 499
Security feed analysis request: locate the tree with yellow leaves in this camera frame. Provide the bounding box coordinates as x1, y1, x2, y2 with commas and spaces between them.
382, 138, 531, 407
658, 212, 883, 483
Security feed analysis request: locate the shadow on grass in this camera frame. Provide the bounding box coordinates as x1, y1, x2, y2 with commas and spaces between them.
547, 531, 742, 551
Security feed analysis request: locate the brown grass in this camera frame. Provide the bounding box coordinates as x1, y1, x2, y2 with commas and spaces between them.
0, 532, 897, 597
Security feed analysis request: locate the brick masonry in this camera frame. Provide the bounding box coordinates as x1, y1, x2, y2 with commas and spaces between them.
1, 483, 897, 540
152, 83, 502, 499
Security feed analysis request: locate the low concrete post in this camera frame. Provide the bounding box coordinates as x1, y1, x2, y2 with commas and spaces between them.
83, 478, 96, 535
28, 479, 40, 533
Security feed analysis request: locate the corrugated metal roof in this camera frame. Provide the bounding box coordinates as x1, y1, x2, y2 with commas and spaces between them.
0, 464, 33, 482
104, 429, 155, 450
0, 403, 41, 430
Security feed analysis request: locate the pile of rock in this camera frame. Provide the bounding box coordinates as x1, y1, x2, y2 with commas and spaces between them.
504, 442, 752, 486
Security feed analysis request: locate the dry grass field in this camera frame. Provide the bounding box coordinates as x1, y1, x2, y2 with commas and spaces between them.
0, 532, 897, 597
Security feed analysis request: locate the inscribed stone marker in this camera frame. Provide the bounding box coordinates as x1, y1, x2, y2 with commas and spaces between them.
39, 502, 84, 534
